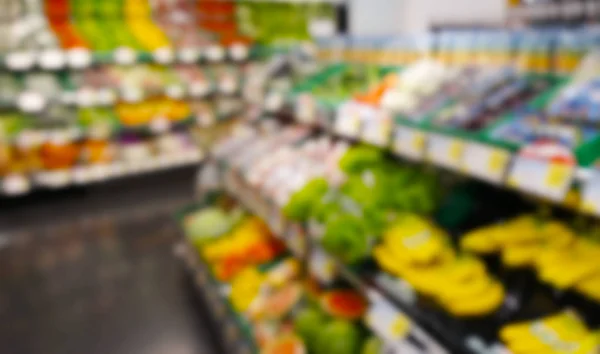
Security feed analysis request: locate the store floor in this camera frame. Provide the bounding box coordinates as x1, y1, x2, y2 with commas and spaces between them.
0, 167, 221, 354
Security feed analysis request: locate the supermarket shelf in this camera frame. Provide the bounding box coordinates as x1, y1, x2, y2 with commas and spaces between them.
265, 102, 600, 217
0, 45, 252, 72
1, 149, 204, 197
215, 160, 474, 354
175, 238, 256, 354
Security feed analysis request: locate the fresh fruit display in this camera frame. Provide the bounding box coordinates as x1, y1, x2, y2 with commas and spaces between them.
320, 290, 367, 321
374, 214, 505, 316
461, 215, 600, 302
199, 216, 284, 281
183, 206, 241, 245
500, 311, 600, 354
262, 334, 306, 354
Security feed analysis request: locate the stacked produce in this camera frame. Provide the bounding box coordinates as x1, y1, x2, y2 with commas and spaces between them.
283, 145, 440, 263
500, 311, 600, 353
374, 214, 505, 317
461, 216, 600, 302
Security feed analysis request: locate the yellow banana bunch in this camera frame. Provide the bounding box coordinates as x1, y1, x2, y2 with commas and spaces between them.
500, 311, 600, 354
374, 215, 504, 316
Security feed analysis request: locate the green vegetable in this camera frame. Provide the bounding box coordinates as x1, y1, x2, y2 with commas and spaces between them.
339, 145, 385, 174
294, 308, 328, 352
283, 178, 330, 221
316, 320, 361, 354
322, 213, 370, 263
361, 336, 383, 354
184, 207, 235, 244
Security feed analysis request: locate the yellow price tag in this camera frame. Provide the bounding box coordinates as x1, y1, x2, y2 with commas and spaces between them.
545, 163, 571, 188
412, 133, 425, 151
390, 315, 411, 339
488, 150, 509, 173
449, 140, 464, 161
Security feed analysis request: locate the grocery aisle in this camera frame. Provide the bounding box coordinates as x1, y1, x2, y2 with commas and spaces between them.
0, 168, 221, 354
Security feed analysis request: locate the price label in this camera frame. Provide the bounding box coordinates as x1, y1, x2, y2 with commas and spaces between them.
2, 174, 31, 196
76, 88, 97, 107
38, 49, 66, 70
361, 109, 393, 147
97, 88, 117, 105
150, 117, 171, 133
178, 47, 201, 63
66, 48, 92, 69
335, 102, 362, 138
392, 126, 426, 161
309, 248, 336, 284
196, 111, 215, 127
219, 77, 238, 95
189, 81, 211, 97
365, 291, 411, 343
166, 84, 185, 99
121, 86, 143, 103
153, 47, 175, 64
426, 134, 465, 170
229, 44, 249, 61
296, 94, 316, 124
264, 92, 284, 113
17, 91, 46, 113
461, 143, 511, 184
5, 51, 35, 71
581, 170, 600, 216
114, 46, 137, 65
206, 45, 225, 62
507, 157, 575, 201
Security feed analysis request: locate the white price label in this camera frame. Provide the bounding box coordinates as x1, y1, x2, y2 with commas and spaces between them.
150, 117, 171, 133
153, 47, 175, 64
114, 46, 137, 65
361, 109, 393, 147
121, 86, 143, 103
426, 134, 465, 170
189, 81, 211, 97
206, 45, 225, 62
5, 51, 35, 71
392, 126, 426, 161
166, 84, 185, 99
76, 88, 97, 107
264, 92, 284, 112
507, 157, 575, 201
296, 94, 316, 124
36, 170, 72, 188
97, 88, 117, 105
196, 111, 215, 127
178, 47, 201, 63
66, 48, 92, 69
335, 102, 362, 137
2, 174, 31, 196
581, 170, 600, 216
17, 91, 46, 113
229, 44, 249, 61
365, 291, 411, 343
309, 248, 336, 284
38, 49, 66, 70
219, 77, 238, 94
461, 143, 511, 184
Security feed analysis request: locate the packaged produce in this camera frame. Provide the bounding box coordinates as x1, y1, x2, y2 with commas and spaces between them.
500, 311, 600, 354
374, 215, 505, 316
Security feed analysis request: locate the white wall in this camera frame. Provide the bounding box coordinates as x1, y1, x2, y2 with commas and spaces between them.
349, 0, 406, 36
349, 0, 508, 36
